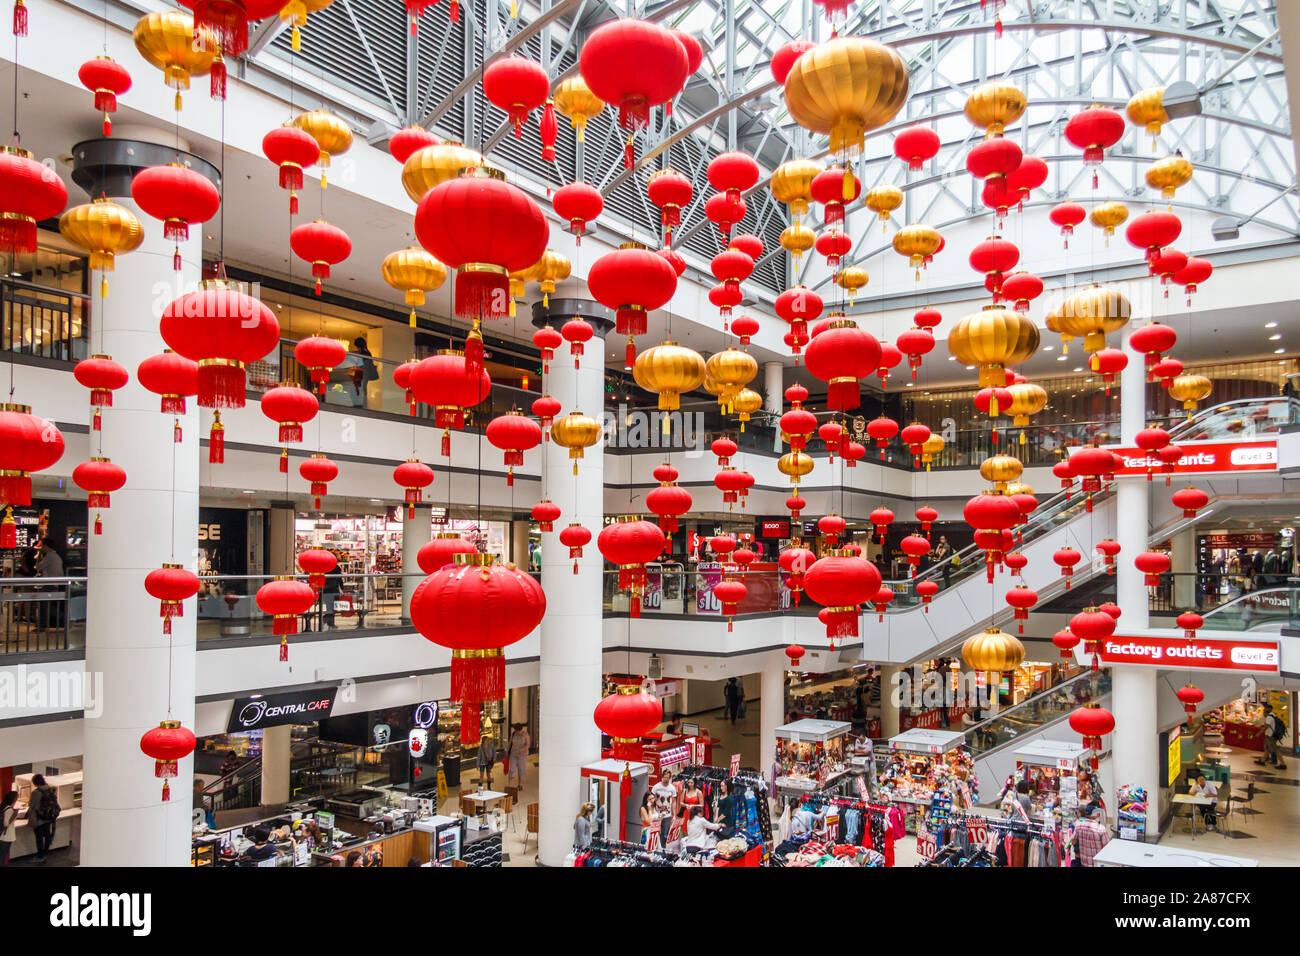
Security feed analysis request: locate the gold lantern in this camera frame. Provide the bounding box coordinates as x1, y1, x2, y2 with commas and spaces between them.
1058, 285, 1131, 353
1044, 300, 1075, 356
279, 0, 335, 51
771, 158, 825, 222
834, 265, 869, 305
920, 433, 945, 470
382, 247, 447, 327
731, 387, 763, 430
1146, 153, 1194, 205
292, 110, 353, 187
1126, 86, 1168, 149
780, 223, 815, 265
980, 453, 1023, 491
632, 341, 706, 414
401, 141, 485, 202
778, 450, 815, 485
864, 184, 903, 228
964, 81, 1027, 137
59, 197, 143, 297
961, 627, 1025, 672
946, 305, 1040, 389
518, 248, 571, 307
704, 347, 758, 413
1089, 201, 1129, 244
1168, 374, 1212, 420
1007, 381, 1048, 444
132, 11, 217, 112
552, 77, 605, 143
782, 37, 910, 155
550, 411, 603, 474
892, 223, 942, 279
1006, 481, 1034, 498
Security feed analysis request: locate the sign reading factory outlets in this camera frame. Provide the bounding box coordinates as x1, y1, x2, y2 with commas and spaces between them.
1104, 440, 1278, 477
1094, 635, 1280, 673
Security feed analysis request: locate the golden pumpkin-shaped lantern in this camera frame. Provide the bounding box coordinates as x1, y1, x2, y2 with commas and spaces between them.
771, 158, 825, 223
1089, 200, 1129, 244
1044, 299, 1075, 355
731, 387, 763, 430
279, 0, 334, 51
780, 222, 815, 265
778, 449, 815, 485
1006, 480, 1034, 499
947, 305, 1040, 389
1126, 86, 1168, 149
59, 197, 144, 297
132, 11, 217, 112
964, 81, 1027, 137
518, 248, 571, 307
382, 247, 447, 327
552, 76, 605, 143
1057, 285, 1131, 353
980, 453, 1023, 491
1146, 153, 1194, 204
549, 410, 603, 474
920, 433, 945, 470
292, 110, 353, 187
892, 223, 942, 280
1007, 381, 1048, 444
704, 347, 758, 413
834, 265, 869, 305
783, 37, 910, 156
633, 341, 706, 414
401, 141, 486, 202
962, 627, 1025, 673
1168, 374, 1213, 420
864, 184, 903, 228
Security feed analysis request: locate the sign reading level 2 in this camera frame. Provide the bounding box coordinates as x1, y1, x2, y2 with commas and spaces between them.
1096, 635, 1280, 673
1104, 440, 1277, 476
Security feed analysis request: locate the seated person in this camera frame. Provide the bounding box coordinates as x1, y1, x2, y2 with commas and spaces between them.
1188, 774, 1219, 829
244, 827, 278, 862
678, 806, 723, 855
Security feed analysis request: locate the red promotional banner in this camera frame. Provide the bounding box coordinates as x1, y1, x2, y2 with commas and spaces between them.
1094, 634, 1280, 673
1103, 440, 1277, 476
1202, 532, 1278, 550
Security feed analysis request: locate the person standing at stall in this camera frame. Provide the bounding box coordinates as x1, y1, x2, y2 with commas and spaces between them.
574, 802, 595, 848
27, 773, 59, 862
475, 734, 497, 789
0, 790, 17, 865
505, 723, 531, 789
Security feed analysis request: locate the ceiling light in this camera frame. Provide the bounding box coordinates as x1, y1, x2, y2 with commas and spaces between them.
1269, 334, 1281, 341
1274, 348, 1286, 354
1057, 355, 1067, 361
965, 365, 975, 370
947, 355, 957, 361
1073, 367, 1083, 372
1042, 346, 1054, 352
1266, 322, 1278, 328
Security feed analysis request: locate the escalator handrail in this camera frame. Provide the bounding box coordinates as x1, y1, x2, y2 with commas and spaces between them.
963, 670, 1113, 757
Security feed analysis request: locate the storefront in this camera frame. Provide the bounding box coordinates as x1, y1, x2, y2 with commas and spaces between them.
1009, 740, 1097, 822
881, 728, 978, 833
773, 718, 852, 800
1197, 527, 1295, 596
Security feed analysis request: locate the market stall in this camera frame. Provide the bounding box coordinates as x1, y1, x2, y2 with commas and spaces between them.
1010, 740, 1095, 821
880, 728, 978, 833
1222, 698, 1266, 750
773, 718, 852, 800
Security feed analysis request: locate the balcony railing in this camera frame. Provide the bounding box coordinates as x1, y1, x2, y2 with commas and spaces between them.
1, 278, 89, 363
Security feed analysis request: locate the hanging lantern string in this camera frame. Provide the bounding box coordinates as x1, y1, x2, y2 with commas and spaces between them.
11, 29, 19, 147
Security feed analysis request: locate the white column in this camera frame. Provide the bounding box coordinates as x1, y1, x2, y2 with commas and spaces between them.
510, 519, 530, 569
759, 656, 786, 779
81, 195, 200, 866
1171, 528, 1196, 610
269, 504, 293, 574
765, 361, 783, 452
260, 724, 292, 806
1109, 666, 1159, 839
538, 321, 605, 867
879, 665, 902, 738
402, 504, 432, 622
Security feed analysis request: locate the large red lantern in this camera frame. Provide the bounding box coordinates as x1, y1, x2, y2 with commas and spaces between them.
587, 244, 677, 369
1004, 584, 1037, 634
0, 148, 68, 253
558, 523, 591, 574
290, 219, 351, 295
1072, 606, 1116, 670
138, 350, 197, 443
1064, 106, 1125, 187
73, 354, 128, 432
1053, 547, 1081, 589
1172, 486, 1208, 518
805, 320, 880, 411
482, 56, 550, 145
714, 467, 748, 510
78, 56, 132, 136
139, 719, 197, 802
262, 125, 319, 214
804, 552, 881, 644
159, 285, 281, 411
552, 180, 603, 244
1069, 704, 1115, 769
144, 564, 200, 636
597, 517, 667, 617
818, 513, 846, 548
297, 548, 337, 591
1049, 201, 1086, 247
257, 577, 317, 660
410, 350, 492, 457
259, 385, 318, 469
708, 151, 760, 204
894, 125, 940, 171
594, 684, 662, 761
1125, 209, 1182, 262
1177, 611, 1204, 641
966, 137, 1021, 182
896, 328, 934, 380
1096, 538, 1121, 573
417, 533, 476, 574
900, 535, 930, 577
486, 410, 542, 486
299, 453, 338, 510
393, 458, 435, 517
0, 404, 64, 541
131, 164, 220, 271
294, 336, 346, 396
72, 457, 126, 535
1129, 323, 1177, 377
1052, 628, 1079, 660
415, 168, 549, 323
1135, 550, 1170, 586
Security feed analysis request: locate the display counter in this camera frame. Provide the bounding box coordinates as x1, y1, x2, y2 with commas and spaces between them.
1222, 699, 1266, 751
773, 719, 851, 795
1093, 839, 1258, 868
11, 771, 81, 860
1012, 740, 1094, 820
881, 729, 978, 833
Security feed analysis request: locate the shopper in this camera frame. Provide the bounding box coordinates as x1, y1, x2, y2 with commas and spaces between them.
1011, 780, 1033, 821
652, 770, 677, 844
1073, 806, 1111, 866
1263, 703, 1286, 767
0, 790, 17, 865
723, 677, 742, 723
638, 792, 660, 849
475, 733, 497, 789
678, 806, 723, 855
1189, 774, 1219, 830
506, 723, 531, 789
345, 850, 363, 867
35, 540, 64, 631
352, 336, 378, 398
680, 776, 703, 814
716, 778, 736, 831
245, 827, 277, 862
28, 773, 59, 862
933, 536, 954, 588
574, 802, 595, 848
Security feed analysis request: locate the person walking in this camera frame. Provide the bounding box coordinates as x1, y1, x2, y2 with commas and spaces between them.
0, 790, 17, 865
35, 539, 64, 631
28, 773, 59, 862
933, 536, 954, 589
574, 802, 595, 848
1263, 703, 1287, 768
475, 733, 497, 789
505, 722, 531, 789
723, 677, 742, 724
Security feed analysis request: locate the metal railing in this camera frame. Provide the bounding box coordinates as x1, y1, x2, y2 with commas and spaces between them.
0, 577, 85, 654
964, 669, 1113, 758
1, 278, 89, 363
1201, 585, 1300, 632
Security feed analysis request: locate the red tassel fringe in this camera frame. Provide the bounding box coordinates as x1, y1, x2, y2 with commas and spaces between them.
208, 427, 224, 464
197, 365, 246, 409
0, 474, 32, 506
279, 423, 303, 443
454, 270, 508, 321
13, 1, 26, 37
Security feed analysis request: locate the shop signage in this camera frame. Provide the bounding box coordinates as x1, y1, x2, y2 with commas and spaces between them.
917, 829, 937, 859
1102, 439, 1277, 476
695, 562, 722, 615
729, 753, 741, 777
657, 744, 691, 769
1094, 635, 1280, 673
408, 728, 428, 758
414, 701, 438, 728
1201, 531, 1280, 550
759, 518, 789, 538
854, 776, 870, 801
967, 817, 987, 846
226, 688, 336, 732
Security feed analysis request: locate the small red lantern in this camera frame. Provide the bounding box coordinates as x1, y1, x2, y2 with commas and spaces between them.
72, 457, 125, 535
1090, 347, 1128, 393
1135, 550, 1170, 586
531, 499, 560, 532
1053, 547, 1081, 589
262, 125, 319, 214
704, 192, 747, 237
1049, 201, 1086, 247
294, 336, 346, 396
299, 453, 338, 510
865, 416, 899, 459
896, 328, 934, 380
1177, 684, 1205, 716
811, 166, 859, 226
731, 314, 760, 347
137, 351, 197, 443
561, 319, 593, 370
814, 230, 851, 268
586, 245, 677, 369
900, 423, 931, 469
257, 576, 317, 660
1157, 443, 1185, 487
73, 354, 128, 431
1129, 323, 1178, 377
1005, 585, 1037, 634
1099, 602, 1121, 622
1151, 357, 1184, 391
708, 150, 760, 204
1072, 606, 1116, 671
1069, 704, 1115, 768
0, 405, 64, 539
786, 494, 806, 521
1096, 538, 1120, 573
785, 643, 806, 669
559, 523, 591, 574
1135, 425, 1170, 480
1064, 106, 1125, 187
531, 395, 561, 442
646, 467, 691, 539
552, 181, 603, 244
713, 578, 747, 631
1171, 486, 1208, 518
260, 385, 319, 468
842, 441, 866, 468
1001, 552, 1026, 578
894, 125, 940, 171
78, 56, 132, 136
410, 349, 492, 456
388, 127, 438, 163
1177, 611, 1204, 641
875, 342, 903, 387
900, 535, 929, 577
482, 56, 550, 145
818, 513, 846, 548
417, 533, 476, 574
139, 720, 196, 802
818, 421, 844, 461
1070, 444, 1116, 512
711, 436, 738, 468
1052, 628, 1080, 661
143, 563, 200, 636
291, 219, 352, 295
1053, 459, 1075, 498
533, 325, 563, 374
1173, 257, 1212, 307
297, 548, 337, 591
872, 585, 894, 623
780, 545, 815, 606
1000, 272, 1043, 313
131, 164, 220, 271
393, 458, 435, 516
714, 467, 748, 510
486, 410, 542, 486
915, 505, 939, 538
869, 507, 894, 542
1125, 209, 1182, 262
916, 579, 939, 611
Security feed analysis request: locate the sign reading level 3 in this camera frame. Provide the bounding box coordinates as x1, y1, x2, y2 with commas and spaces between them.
1103, 440, 1278, 476
1095, 635, 1280, 673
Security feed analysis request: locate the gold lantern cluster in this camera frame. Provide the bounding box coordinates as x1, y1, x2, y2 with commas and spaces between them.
783, 37, 910, 156
979, 453, 1023, 491
1089, 200, 1129, 244
864, 184, 903, 227
946, 304, 1039, 389
553, 77, 605, 143
1056, 285, 1130, 353
59, 197, 143, 297
382, 247, 447, 327
401, 142, 485, 202
778, 449, 815, 485
962, 627, 1026, 672
633, 341, 706, 416
892, 223, 942, 279
133, 11, 216, 112
1169, 374, 1213, 420
965, 81, 1027, 137
550, 410, 603, 475
704, 347, 757, 414
1126, 86, 1168, 149
291, 110, 353, 187
772, 158, 824, 224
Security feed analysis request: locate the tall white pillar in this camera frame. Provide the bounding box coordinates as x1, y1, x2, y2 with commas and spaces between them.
1110, 666, 1159, 838
879, 665, 902, 738
536, 301, 608, 866
510, 519, 531, 569
765, 362, 783, 452
79, 135, 206, 866
260, 724, 292, 806
1171, 528, 1196, 610
402, 504, 432, 622
759, 657, 786, 779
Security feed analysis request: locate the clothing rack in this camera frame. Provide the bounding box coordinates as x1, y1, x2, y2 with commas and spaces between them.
793, 794, 890, 815
680, 764, 767, 787
581, 837, 676, 867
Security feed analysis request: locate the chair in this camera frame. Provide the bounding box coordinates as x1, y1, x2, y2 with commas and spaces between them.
524, 803, 539, 853
1230, 781, 1256, 825
460, 794, 477, 817
504, 785, 521, 802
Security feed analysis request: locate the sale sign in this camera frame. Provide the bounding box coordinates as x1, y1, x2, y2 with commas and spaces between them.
1103, 440, 1277, 476
1094, 634, 1280, 673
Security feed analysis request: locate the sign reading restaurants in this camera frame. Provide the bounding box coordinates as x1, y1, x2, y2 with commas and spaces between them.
1092, 635, 1280, 673
1102, 440, 1277, 477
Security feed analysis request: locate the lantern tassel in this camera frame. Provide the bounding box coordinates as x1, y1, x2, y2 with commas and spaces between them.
208, 414, 224, 464
174, 420, 182, 444
92, 408, 101, 432
161, 781, 170, 802
13, 0, 25, 36
289, 191, 299, 215
210, 58, 227, 100
441, 429, 450, 458
103, 115, 111, 137
1, 507, 14, 549
449, 0, 459, 22
460, 703, 479, 745
280, 636, 288, 661
454, 271, 508, 322
94, 514, 102, 535
279, 449, 288, 473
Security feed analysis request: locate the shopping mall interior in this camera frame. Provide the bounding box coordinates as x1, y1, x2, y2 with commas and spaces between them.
0, 0, 1298, 886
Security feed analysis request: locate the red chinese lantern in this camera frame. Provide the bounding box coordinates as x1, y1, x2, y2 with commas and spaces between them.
1149, 247, 1188, 296
1072, 606, 1115, 670
1052, 628, 1079, 661
587, 245, 677, 369
78, 56, 132, 136
786, 494, 807, 521
966, 137, 1022, 182
144, 564, 200, 636
1069, 704, 1114, 768
709, 535, 737, 562
388, 127, 438, 163
1151, 357, 1184, 390
1005, 584, 1037, 634
131, 164, 220, 271
785, 643, 806, 669
704, 192, 747, 237
1053, 547, 1081, 588
869, 507, 894, 541
818, 513, 846, 547
1099, 602, 1121, 622
552, 181, 603, 244
1049, 201, 1086, 247
814, 230, 851, 268
770, 39, 814, 84
406, 0, 458, 30
411, 554, 546, 743
594, 683, 662, 763
260, 385, 318, 471
916, 579, 938, 611
1157, 443, 1184, 486
72, 457, 125, 535
410, 350, 492, 457
532, 325, 563, 374
1177, 611, 1204, 641
900, 535, 929, 576
804, 552, 881, 644
1007, 154, 1048, 207
872, 585, 894, 623
969, 235, 1019, 293
973, 386, 1013, 443
482, 56, 550, 145
0, 405, 65, 543
559, 318, 593, 371
1171, 486, 1208, 518
731, 314, 760, 347
415, 168, 549, 324
0, 148, 68, 253
713, 578, 747, 631
896, 328, 934, 380
1064, 106, 1125, 187
711, 249, 755, 327
262, 125, 319, 214
290, 219, 351, 295
1089, 347, 1128, 393
894, 125, 940, 171
297, 548, 337, 591
775, 286, 823, 354
842, 441, 866, 468
393, 458, 435, 517
257, 576, 317, 660
1052, 459, 1075, 498
1000, 272, 1042, 313
646, 168, 692, 244
390, 358, 419, 416
875, 342, 903, 387
965, 493, 1020, 581
900, 422, 931, 469
819, 421, 844, 461
1096, 538, 1121, 573
914, 505, 939, 538
1134, 425, 1170, 481
1070, 444, 1115, 512
805, 320, 880, 411
579, 19, 690, 168
811, 166, 859, 226
783, 330, 809, 362
780, 545, 815, 606
486, 410, 542, 487
712, 436, 738, 467
1173, 257, 1212, 307
1176, 684, 1204, 716
597, 517, 667, 617
1125, 209, 1182, 262
137, 350, 197, 444
1135, 550, 1170, 586
299, 453, 338, 510
139, 720, 196, 802
417, 533, 476, 574
646, 464, 691, 537
293, 336, 346, 396
73, 354, 128, 432
1129, 323, 1177, 378
714, 467, 748, 510
708, 151, 760, 204
864, 416, 898, 459
913, 307, 942, 330
559, 523, 591, 574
